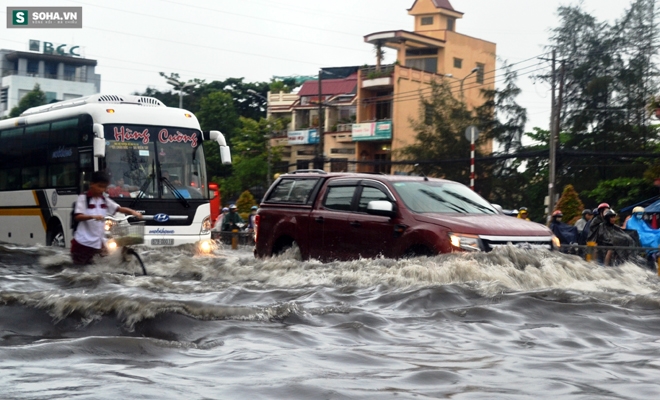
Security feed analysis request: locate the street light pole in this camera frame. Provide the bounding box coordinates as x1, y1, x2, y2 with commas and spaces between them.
445, 67, 479, 102
166, 77, 196, 109
316, 68, 334, 170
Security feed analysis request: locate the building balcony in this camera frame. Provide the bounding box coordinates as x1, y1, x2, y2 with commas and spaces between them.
361, 65, 394, 89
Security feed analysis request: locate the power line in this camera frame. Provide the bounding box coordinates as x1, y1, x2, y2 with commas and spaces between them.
156, 0, 361, 37
70, 0, 368, 54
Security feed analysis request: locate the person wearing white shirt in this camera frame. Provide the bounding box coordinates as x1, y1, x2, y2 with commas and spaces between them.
71, 171, 142, 265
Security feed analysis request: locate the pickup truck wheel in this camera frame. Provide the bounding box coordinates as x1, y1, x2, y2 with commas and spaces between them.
273, 238, 302, 260
403, 245, 433, 258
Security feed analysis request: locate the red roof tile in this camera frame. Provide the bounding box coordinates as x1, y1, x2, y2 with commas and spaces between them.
297, 73, 358, 96
433, 0, 455, 11
408, 0, 460, 13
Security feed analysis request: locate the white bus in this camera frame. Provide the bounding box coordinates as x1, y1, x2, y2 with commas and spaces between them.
0, 94, 231, 250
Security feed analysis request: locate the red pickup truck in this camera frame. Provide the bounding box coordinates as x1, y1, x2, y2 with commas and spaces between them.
254, 171, 557, 261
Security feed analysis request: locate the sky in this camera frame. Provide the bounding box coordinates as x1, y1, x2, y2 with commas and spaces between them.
1, 0, 633, 131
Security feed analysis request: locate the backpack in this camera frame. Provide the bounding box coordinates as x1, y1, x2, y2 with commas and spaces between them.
71, 194, 106, 231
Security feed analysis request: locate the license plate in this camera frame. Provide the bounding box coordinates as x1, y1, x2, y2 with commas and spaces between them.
151, 239, 174, 245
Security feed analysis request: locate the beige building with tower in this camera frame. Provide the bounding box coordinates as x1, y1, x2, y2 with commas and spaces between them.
266, 0, 495, 175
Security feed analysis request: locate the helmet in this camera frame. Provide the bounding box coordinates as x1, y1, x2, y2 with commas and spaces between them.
229, 204, 237, 210
598, 203, 610, 210
581, 209, 591, 216
633, 206, 645, 214
604, 209, 617, 219
221, 207, 229, 212
251, 206, 258, 210
592, 208, 599, 215
552, 210, 563, 217
519, 207, 528, 212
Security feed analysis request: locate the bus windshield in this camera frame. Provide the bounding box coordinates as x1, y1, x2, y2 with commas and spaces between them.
104, 124, 208, 200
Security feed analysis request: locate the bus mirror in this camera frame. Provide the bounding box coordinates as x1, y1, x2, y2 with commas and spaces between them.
220, 146, 232, 165
93, 123, 104, 138
93, 137, 106, 158
209, 130, 227, 147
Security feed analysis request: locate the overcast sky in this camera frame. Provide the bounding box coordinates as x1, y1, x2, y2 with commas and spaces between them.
2, 0, 632, 131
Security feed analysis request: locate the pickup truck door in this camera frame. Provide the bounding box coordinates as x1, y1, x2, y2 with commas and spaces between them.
344, 181, 399, 259
309, 182, 357, 261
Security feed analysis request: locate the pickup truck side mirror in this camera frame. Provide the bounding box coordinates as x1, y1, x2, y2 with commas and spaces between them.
367, 200, 396, 218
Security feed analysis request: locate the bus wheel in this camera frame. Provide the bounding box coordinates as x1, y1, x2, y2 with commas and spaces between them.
49, 226, 65, 247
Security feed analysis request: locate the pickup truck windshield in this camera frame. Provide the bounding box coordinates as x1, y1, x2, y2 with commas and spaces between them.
392, 181, 498, 214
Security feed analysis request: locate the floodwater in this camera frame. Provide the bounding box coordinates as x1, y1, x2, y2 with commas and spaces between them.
1, 242, 660, 399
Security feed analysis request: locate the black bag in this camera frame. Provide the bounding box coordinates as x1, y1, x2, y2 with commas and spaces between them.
71, 194, 105, 231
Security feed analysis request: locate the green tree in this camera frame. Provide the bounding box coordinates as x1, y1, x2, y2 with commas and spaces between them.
220, 117, 272, 200
9, 84, 46, 117
400, 80, 476, 182
204, 78, 269, 121
236, 190, 256, 219
475, 66, 529, 205
555, 184, 584, 224
583, 177, 657, 212
538, 0, 660, 196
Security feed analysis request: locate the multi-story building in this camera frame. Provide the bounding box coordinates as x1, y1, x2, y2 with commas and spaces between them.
265, 0, 495, 176
268, 0, 496, 173
0, 40, 100, 117
267, 68, 359, 173
357, 0, 496, 174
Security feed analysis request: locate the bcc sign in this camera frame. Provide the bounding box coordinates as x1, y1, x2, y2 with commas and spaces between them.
29, 39, 80, 57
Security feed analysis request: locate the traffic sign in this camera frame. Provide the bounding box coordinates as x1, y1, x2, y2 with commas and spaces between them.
465, 125, 479, 142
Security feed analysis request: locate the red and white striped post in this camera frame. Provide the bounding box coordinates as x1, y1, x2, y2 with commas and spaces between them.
465, 126, 479, 191
470, 135, 475, 191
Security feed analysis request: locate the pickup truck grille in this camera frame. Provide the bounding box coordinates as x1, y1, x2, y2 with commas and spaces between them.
479, 235, 553, 251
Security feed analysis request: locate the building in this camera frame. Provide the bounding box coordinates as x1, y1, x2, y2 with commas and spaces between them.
267, 67, 359, 173
263, 0, 495, 177
357, 0, 496, 174
0, 40, 100, 117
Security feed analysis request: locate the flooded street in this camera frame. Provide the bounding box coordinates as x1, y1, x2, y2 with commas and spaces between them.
1, 243, 660, 399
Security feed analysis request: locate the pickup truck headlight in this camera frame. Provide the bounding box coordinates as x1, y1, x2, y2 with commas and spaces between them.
201, 215, 212, 235
551, 235, 561, 250
449, 233, 483, 252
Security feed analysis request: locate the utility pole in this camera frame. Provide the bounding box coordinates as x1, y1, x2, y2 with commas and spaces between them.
316, 69, 324, 170
548, 49, 557, 217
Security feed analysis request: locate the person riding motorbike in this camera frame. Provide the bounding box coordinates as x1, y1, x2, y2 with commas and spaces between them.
221, 204, 244, 232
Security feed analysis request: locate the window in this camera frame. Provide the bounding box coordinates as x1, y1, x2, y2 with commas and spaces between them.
476, 63, 485, 84
405, 48, 438, 56
64, 64, 77, 81
0, 115, 91, 191
454, 58, 462, 69
405, 57, 438, 74
23, 123, 50, 169
46, 92, 58, 103
27, 60, 39, 75
421, 16, 433, 26
267, 178, 320, 204
45, 61, 58, 78
447, 17, 455, 31
324, 186, 356, 211
358, 186, 390, 213
0, 127, 22, 169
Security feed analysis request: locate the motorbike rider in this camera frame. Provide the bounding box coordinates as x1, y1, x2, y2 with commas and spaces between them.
222, 204, 244, 232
